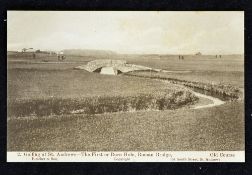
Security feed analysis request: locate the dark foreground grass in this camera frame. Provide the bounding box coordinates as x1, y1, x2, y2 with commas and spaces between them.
7, 101, 244, 151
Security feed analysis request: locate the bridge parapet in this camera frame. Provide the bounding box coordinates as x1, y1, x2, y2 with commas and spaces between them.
86, 60, 127, 72
75, 59, 157, 73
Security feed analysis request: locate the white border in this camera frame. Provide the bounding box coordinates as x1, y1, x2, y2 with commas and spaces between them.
7, 151, 245, 162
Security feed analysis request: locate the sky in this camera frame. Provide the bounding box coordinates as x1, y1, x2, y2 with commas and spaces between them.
7, 11, 244, 54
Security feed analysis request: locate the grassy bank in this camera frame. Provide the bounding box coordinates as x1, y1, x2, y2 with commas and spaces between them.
8, 89, 197, 118
124, 71, 242, 100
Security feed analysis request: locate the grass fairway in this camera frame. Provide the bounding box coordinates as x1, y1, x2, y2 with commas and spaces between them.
7, 54, 244, 151
127, 55, 244, 89
127, 54, 244, 72
8, 101, 244, 151
8, 69, 189, 99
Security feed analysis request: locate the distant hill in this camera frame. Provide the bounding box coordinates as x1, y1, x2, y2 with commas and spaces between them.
62, 49, 118, 58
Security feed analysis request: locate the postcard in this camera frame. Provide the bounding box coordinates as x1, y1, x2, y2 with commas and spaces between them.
7, 11, 244, 162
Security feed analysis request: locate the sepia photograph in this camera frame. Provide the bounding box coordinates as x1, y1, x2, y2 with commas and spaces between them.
7, 11, 244, 162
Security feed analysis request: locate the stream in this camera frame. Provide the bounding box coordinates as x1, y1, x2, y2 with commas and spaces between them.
159, 79, 226, 109
190, 91, 225, 109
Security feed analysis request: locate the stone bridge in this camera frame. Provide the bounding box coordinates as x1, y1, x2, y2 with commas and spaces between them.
75, 59, 160, 73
